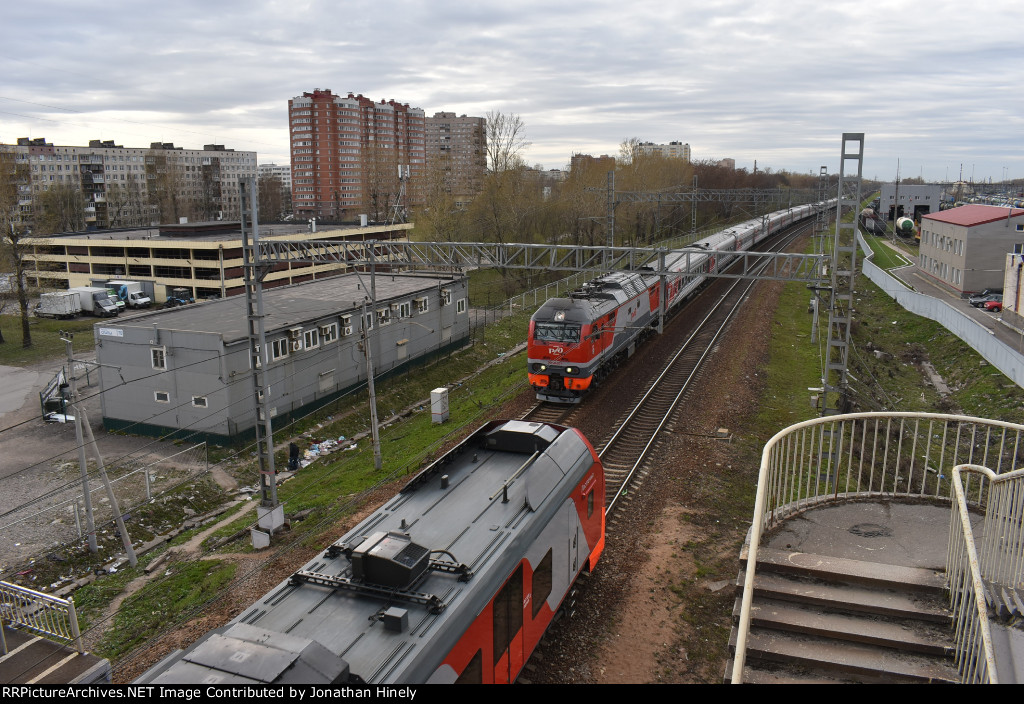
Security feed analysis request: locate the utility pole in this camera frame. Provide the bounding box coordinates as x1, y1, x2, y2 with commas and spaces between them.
360, 300, 383, 472
63, 332, 97, 554
61, 331, 136, 565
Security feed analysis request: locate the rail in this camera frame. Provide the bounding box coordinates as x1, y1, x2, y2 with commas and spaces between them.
0, 581, 83, 654
731, 412, 1024, 683
948, 463, 1024, 683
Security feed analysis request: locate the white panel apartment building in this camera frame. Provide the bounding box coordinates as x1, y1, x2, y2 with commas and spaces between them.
636, 141, 691, 161
6, 137, 256, 230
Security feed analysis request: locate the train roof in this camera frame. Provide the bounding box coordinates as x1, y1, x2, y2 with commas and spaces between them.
138, 420, 596, 685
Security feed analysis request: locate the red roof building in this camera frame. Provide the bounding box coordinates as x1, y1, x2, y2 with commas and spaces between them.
918, 205, 1024, 293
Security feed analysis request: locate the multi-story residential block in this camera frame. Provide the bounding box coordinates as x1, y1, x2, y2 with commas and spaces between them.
636, 141, 691, 161
288, 89, 426, 221
4, 137, 257, 231
258, 163, 292, 192
258, 162, 293, 218
569, 153, 616, 174
424, 112, 486, 208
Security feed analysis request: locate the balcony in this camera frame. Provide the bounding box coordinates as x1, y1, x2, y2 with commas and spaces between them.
730, 412, 1024, 684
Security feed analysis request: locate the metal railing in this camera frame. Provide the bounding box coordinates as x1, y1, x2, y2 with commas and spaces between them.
0, 581, 83, 653
731, 412, 1024, 683
948, 463, 1024, 683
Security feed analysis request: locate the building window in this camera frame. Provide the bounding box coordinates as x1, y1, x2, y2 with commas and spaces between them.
192, 396, 208, 408
320, 323, 338, 344
398, 301, 411, 319
272, 338, 290, 360
304, 328, 320, 350
456, 298, 467, 314
151, 347, 166, 370
377, 307, 391, 325
441, 288, 452, 306
154, 391, 170, 403
414, 296, 428, 313
364, 313, 374, 332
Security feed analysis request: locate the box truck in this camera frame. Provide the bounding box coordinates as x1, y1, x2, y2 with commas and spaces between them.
69, 287, 119, 317
107, 280, 152, 309
34, 291, 82, 319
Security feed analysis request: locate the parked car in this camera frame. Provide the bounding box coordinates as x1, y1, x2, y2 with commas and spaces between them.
983, 299, 1003, 313
969, 293, 1002, 307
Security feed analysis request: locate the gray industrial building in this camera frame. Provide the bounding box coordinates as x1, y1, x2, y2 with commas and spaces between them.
95, 273, 470, 442
918, 204, 1024, 294
878, 183, 943, 222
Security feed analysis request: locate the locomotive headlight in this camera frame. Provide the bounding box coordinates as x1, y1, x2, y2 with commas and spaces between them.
565, 367, 575, 374
537, 364, 547, 372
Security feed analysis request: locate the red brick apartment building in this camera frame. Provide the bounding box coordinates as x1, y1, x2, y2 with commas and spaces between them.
289, 89, 426, 220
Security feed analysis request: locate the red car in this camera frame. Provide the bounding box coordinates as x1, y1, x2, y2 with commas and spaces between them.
984, 299, 1003, 313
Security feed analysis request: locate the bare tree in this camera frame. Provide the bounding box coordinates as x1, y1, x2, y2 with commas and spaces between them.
258, 175, 285, 222
35, 183, 86, 234
485, 111, 530, 173
0, 147, 32, 347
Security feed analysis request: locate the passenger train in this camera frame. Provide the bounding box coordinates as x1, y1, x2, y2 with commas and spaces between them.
528, 203, 825, 403
138, 420, 605, 685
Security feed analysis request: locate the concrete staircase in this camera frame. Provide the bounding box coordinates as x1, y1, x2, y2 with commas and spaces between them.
726, 546, 959, 684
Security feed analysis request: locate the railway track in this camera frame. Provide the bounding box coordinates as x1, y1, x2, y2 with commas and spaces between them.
522, 221, 813, 513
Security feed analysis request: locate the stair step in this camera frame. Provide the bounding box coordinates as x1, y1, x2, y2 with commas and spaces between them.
736, 629, 959, 683
723, 658, 851, 684
742, 546, 945, 594
746, 571, 951, 623
745, 601, 952, 656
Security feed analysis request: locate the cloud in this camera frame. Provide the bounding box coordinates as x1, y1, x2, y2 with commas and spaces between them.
2, 0, 1021, 180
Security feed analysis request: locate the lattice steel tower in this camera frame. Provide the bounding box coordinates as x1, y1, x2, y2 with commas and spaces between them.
822, 134, 864, 416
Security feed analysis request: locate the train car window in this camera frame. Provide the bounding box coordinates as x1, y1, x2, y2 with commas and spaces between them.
455, 650, 483, 684
587, 489, 594, 519
532, 550, 553, 619
493, 565, 523, 665
534, 323, 580, 343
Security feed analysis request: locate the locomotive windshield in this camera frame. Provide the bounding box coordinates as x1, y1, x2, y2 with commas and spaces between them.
534, 323, 580, 343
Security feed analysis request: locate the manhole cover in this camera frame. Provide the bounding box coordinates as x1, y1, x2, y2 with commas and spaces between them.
849, 523, 892, 538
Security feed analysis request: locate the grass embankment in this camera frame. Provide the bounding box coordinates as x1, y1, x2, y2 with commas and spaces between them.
860, 232, 915, 271
0, 314, 97, 366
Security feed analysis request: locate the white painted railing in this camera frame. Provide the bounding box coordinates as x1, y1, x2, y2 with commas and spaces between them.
731, 412, 1024, 683
948, 464, 1024, 683
0, 581, 83, 653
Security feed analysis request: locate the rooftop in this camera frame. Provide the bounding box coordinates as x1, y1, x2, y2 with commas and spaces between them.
923, 204, 1024, 227
104, 272, 460, 343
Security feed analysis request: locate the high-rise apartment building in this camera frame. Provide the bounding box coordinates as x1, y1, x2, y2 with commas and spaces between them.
424, 112, 486, 208
636, 141, 691, 161
288, 89, 426, 220
4, 137, 257, 230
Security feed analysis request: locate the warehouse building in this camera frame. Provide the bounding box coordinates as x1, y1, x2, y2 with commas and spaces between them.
917, 204, 1024, 294
95, 273, 470, 443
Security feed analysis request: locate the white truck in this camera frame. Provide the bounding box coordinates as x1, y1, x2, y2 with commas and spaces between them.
69, 286, 120, 317
34, 291, 82, 319
107, 280, 152, 309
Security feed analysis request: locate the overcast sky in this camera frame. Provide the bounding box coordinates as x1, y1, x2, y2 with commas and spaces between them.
2, 0, 1021, 184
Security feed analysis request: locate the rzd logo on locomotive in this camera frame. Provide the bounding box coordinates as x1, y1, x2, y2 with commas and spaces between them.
550, 346, 564, 356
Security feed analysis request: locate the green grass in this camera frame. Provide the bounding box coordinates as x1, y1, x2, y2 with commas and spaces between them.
93, 559, 237, 660
0, 314, 97, 366
203, 315, 533, 548
861, 234, 915, 271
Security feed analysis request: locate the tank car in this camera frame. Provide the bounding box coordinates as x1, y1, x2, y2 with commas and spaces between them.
528, 203, 822, 403
137, 420, 605, 685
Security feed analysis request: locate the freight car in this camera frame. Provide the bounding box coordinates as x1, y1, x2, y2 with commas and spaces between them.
528, 203, 822, 402
138, 420, 605, 685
